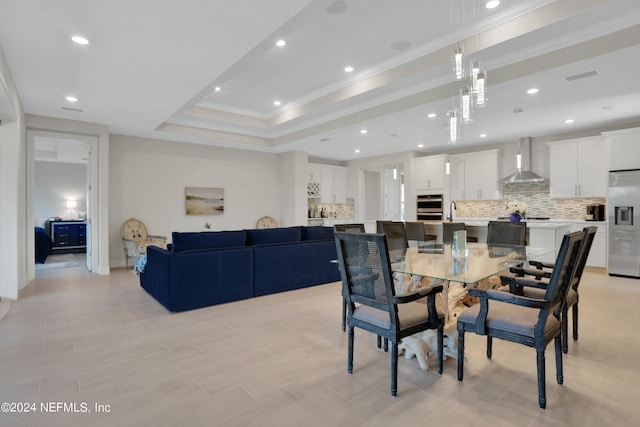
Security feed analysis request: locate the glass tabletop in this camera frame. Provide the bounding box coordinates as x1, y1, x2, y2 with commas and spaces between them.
390, 243, 554, 284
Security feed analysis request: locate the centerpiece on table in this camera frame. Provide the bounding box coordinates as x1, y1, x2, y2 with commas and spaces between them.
506, 200, 527, 222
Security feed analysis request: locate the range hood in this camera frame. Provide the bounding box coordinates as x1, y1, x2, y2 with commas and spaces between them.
499, 137, 546, 184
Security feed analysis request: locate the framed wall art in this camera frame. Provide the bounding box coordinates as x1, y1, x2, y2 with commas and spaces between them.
185, 187, 224, 215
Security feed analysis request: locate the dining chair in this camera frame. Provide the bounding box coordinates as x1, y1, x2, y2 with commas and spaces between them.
333, 223, 366, 332
487, 220, 526, 245
457, 230, 583, 409
442, 222, 478, 243
334, 223, 366, 233
507, 226, 597, 353
404, 221, 436, 246
334, 231, 444, 396
378, 221, 408, 259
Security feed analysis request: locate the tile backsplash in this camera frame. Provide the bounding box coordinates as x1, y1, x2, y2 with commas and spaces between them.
308, 198, 355, 219
455, 182, 605, 220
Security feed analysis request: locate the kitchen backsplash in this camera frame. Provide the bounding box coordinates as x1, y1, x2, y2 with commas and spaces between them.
308, 198, 355, 218
455, 182, 605, 220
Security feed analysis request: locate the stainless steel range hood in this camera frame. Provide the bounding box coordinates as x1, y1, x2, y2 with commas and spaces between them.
499, 137, 546, 184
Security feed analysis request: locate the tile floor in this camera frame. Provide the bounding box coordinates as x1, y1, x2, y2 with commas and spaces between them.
0, 258, 638, 426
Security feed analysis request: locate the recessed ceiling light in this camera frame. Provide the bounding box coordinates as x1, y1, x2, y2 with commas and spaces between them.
276, 39, 286, 47
65, 96, 78, 103
486, 1, 500, 9
480, 133, 487, 138
214, 86, 221, 92
354, 149, 360, 153
418, 144, 424, 148
344, 66, 354, 73
360, 129, 367, 134
273, 100, 281, 106
427, 113, 437, 118
71, 35, 89, 45
564, 119, 575, 124
527, 88, 539, 94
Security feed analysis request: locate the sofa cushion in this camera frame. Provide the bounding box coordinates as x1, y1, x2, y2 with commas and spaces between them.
302, 226, 334, 241
246, 226, 301, 246
171, 230, 247, 252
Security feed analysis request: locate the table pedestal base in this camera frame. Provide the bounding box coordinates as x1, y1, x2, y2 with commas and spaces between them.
395, 274, 504, 370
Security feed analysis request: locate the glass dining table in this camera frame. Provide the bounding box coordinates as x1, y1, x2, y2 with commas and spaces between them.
388, 242, 554, 366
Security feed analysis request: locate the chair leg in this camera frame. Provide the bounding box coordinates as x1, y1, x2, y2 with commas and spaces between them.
391, 341, 398, 396
562, 305, 569, 354
572, 303, 579, 342
457, 330, 465, 381
437, 322, 443, 375
536, 348, 546, 409
342, 298, 347, 332
377, 335, 382, 349
555, 335, 564, 385
347, 326, 354, 374
384, 338, 389, 352
487, 336, 493, 359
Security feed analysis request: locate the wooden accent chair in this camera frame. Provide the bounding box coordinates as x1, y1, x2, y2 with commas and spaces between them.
334, 231, 444, 396
457, 230, 583, 409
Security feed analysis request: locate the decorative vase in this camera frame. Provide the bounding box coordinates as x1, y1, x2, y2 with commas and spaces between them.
509, 213, 521, 222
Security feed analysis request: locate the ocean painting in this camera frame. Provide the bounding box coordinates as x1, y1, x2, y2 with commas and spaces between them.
185, 187, 224, 215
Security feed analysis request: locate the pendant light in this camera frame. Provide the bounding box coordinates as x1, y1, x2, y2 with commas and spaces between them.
475, 71, 487, 107
460, 86, 472, 123
448, 109, 460, 143
454, 46, 464, 80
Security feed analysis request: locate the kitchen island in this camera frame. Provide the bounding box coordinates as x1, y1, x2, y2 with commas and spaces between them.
423, 218, 573, 263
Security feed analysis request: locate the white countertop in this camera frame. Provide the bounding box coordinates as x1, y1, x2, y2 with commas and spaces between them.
430, 218, 607, 229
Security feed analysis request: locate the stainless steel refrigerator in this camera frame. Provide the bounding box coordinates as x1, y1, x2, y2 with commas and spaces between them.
609, 169, 640, 278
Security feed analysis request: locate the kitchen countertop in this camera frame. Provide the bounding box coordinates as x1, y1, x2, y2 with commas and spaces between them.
425, 218, 607, 229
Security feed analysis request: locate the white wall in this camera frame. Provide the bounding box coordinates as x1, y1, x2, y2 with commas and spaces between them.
0, 43, 26, 300
34, 161, 87, 227
109, 135, 286, 267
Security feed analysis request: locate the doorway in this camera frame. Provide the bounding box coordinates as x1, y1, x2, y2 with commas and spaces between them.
28, 130, 97, 273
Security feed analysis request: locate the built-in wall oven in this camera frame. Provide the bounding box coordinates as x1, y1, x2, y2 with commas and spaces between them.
416, 194, 444, 221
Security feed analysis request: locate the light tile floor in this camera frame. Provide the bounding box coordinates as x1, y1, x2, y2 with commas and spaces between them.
0, 259, 638, 426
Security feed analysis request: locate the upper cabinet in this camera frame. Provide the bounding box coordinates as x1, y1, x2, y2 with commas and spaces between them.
548, 137, 606, 198
603, 127, 640, 171
450, 149, 502, 200
309, 163, 347, 203
413, 155, 446, 192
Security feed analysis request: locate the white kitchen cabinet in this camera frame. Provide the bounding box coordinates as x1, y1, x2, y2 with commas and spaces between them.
318, 164, 347, 203
548, 137, 606, 198
464, 150, 501, 200
413, 155, 446, 192
604, 127, 640, 170
566, 222, 607, 268
449, 150, 501, 201
308, 163, 322, 183
449, 155, 465, 201
528, 224, 572, 264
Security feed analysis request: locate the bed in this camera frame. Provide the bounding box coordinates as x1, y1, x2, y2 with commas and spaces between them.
35, 226, 53, 264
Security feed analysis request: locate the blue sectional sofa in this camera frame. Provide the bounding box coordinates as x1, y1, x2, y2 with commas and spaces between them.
139, 226, 340, 312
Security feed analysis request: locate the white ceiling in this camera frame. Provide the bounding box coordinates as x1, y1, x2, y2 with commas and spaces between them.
2, 0, 640, 162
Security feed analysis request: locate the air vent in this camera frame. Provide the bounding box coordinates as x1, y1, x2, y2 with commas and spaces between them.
601, 105, 618, 112
565, 70, 599, 82
60, 106, 84, 113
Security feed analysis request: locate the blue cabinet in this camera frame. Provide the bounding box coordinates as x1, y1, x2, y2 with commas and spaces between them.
48, 220, 86, 253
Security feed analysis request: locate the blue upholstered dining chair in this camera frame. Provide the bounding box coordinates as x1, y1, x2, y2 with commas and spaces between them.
334, 231, 444, 396
457, 230, 583, 409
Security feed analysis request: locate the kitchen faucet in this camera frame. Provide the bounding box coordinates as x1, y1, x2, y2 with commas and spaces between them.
448, 200, 457, 222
